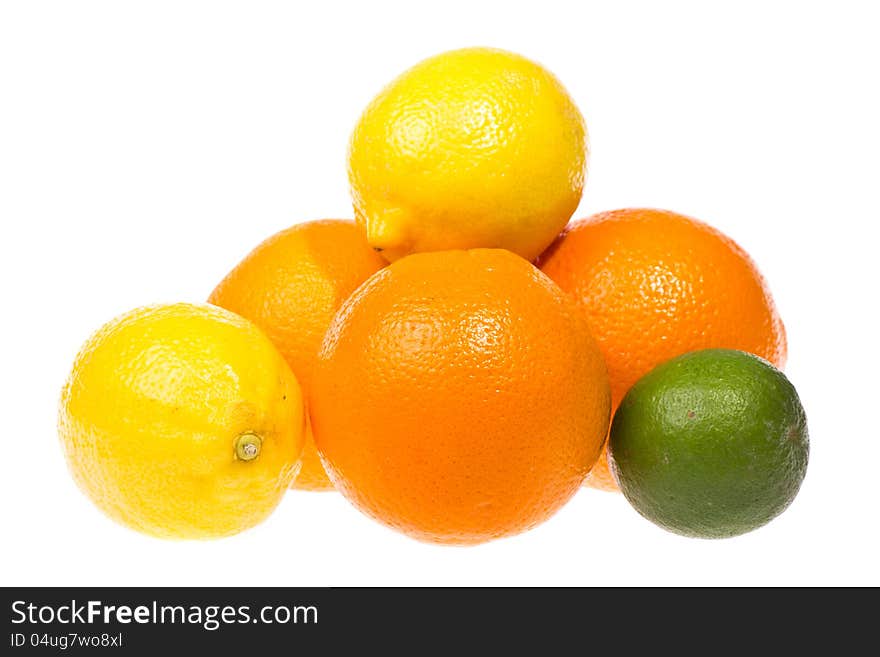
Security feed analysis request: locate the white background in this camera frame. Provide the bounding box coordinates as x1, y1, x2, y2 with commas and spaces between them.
2, 1, 878, 586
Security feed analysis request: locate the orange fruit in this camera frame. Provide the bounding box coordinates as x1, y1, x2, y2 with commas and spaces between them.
209, 220, 386, 490
537, 208, 787, 490
310, 249, 611, 545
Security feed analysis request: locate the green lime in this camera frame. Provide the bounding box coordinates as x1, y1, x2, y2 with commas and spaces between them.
608, 349, 809, 539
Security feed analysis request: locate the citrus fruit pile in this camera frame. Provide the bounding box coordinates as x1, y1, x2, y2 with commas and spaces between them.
59, 47, 808, 544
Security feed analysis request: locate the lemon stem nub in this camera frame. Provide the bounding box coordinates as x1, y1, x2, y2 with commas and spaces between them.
235, 432, 262, 462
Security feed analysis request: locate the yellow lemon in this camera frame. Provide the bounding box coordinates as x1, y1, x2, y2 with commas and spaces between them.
58, 303, 306, 539
348, 47, 588, 262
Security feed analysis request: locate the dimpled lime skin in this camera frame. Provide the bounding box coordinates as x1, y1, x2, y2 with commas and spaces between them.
609, 349, 809, 539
